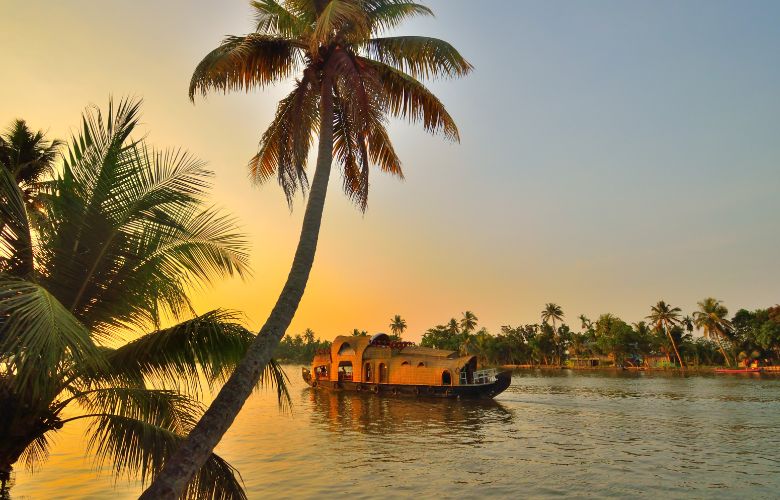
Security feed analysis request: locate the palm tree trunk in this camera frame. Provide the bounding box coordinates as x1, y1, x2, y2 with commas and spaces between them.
140, 78, 336, 499
714, 333, 731, 367
667, 327, 685, 370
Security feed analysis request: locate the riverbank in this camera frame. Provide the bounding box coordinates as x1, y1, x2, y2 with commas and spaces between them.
500, 364, 778, 374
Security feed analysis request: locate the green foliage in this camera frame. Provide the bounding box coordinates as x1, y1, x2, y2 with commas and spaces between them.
0, 100, 287, 498
275, 328, 331, 363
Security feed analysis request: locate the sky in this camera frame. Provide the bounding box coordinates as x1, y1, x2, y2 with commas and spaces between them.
2, 0, 779, 342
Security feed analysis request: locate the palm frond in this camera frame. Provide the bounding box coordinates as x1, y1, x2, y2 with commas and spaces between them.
0, 167, 33, 276
189, 34, 303, 101
359, 57, 459, 140
249, 74, 320, 204
17, 433, 52, 473
0, 278, 103, 397
93, 310, 251, 393
252, 0, 309, 37
311, 0, 370, 54
365, 0, 433, 32
363, 36, 473, 79
85, 414, 246, 500
67, 387, 201, 436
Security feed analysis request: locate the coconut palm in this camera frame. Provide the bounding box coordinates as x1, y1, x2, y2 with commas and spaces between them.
646, 300, 684, 368
143, 2, 470, 496
578, 314, 591, 331
0, 98, 289, 499
460, 310, 478, 333
541, 303, 564, 364
693, 297, 734, 366
389, 314, 407, 337
541, 303, 564, 332
0, 119, 63, 212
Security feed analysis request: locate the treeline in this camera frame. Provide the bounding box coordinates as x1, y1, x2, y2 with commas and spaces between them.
279, 300, 780, 368
420, 301, 780, 368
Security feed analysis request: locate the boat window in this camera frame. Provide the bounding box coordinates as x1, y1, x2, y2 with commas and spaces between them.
417, 362, 425, 368
379, 363, 388, 383
401, 360, 410, 366
337, 342, 355, 355
337, 361, 353, 381
364, 363, 372, 382
315, 365, 329, 380
442, 370, 452, 385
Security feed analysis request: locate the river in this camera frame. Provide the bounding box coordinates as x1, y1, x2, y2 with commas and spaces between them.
10, 369, 780, 498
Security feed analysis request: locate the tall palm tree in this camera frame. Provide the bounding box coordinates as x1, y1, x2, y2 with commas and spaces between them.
541, 303, 564, 332
541, 303, 564, 365
460, 310, 478, 333
143, 2, 470, 496
693, 297, 733, 366
0, 98, 288, 499
647, 300, 684, 368
389, 314, 407, 337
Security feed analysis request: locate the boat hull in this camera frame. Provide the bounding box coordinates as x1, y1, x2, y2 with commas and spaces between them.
714, 368, 761, 374
302, 368, 512, 399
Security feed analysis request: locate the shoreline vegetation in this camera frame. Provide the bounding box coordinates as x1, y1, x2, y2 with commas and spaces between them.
277, 304, 780, 372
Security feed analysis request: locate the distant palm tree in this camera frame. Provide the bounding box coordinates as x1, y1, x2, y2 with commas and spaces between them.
541, 303, 564, 332
693, 297, 733, 366
460, 310, 478, 333
0, 120, 62, 228
647, 300, 684, 368
681, 315, 694, 333
448, 318, 461, 334
578, 314, 591, 331
541, 303, 564, 365
0, 99, 288, 498
389, 314, 407, 337
144, 3, 471, 495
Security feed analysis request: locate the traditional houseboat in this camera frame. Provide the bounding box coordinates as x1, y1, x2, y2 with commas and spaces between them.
302, 333, 511, 398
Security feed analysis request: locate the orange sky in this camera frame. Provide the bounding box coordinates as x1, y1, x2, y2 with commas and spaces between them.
2, 1, 779, 342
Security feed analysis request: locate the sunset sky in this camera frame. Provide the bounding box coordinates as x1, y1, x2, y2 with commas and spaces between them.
2, 0, 779, 342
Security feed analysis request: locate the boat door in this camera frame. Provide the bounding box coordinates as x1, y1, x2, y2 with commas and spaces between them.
379, 363, 388, 383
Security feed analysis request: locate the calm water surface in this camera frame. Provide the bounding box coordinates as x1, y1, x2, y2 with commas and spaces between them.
12, 369, 780, 498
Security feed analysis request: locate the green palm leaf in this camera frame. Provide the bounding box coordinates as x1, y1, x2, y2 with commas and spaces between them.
0, 278, 103, 397
0, 167, 33, 276
85, 414, 246, 500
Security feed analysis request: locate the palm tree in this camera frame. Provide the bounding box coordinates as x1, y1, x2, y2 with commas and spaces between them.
389, 314, 407, 337
0, 98, 288, 499
578, 314, 591, 331
541, 303, 564, 332
0, 120, 62, 239
693, 297, 733, 366
143, 3, 470, 496
460, 310, 478, 333
647, 300, 684, 368
448, 318, 461, 334
541, 303, 564, 365
0, 119, 62, 205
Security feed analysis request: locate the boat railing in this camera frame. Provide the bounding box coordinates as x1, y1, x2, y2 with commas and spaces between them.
461, 368, 497, 385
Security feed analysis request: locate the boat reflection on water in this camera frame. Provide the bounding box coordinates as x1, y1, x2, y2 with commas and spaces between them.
305, 386, 514, 441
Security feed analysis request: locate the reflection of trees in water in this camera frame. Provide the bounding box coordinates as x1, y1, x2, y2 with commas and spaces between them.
306, 389, 513, 444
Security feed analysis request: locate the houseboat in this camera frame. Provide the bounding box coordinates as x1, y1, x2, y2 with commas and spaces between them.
302, 333, 512, 398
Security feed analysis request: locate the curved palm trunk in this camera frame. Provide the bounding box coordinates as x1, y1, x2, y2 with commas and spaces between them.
713, 333, 732, 367
666, 326, 685, 370
141, 81, 335, 499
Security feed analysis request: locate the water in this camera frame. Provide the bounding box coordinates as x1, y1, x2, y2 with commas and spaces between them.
11, 369, 780, 498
